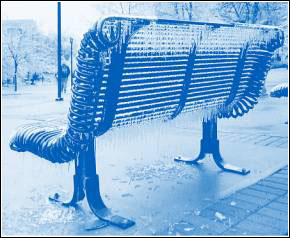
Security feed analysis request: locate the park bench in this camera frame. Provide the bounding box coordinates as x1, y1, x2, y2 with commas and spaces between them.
9, 16, 284, 229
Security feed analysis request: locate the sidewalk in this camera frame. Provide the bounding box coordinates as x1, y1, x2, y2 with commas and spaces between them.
157, 166, 288, 236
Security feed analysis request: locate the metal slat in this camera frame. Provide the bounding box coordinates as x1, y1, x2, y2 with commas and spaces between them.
124, 55, 189, 62
119, 85, 183, 98
124, 59, 187, 67
195, 53, 240, 59
121, 75, 184, 85
190, 74, 235, 82
120, 81, 183, 91
195, 58, 238, 64
189, 79, 233, 88
116, 100, 179, 114
122, 69, 186, 79
114, 106, 176, 121
185, 97, 226, 108
117, 94, 180, 109
186, 91, 229, 103
123, 65, 186, 73
118, 90, 181, 103
194, 62, 237, 68
187, 87, 231, 98
193, 67, 255, 74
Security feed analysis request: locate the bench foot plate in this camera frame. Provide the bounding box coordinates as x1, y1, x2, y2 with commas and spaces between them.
174, 154, 250, 175
220, 163, 250, 175
85, 175, 135, 229
84, 219, 109, 231
89, 208, 135, 229
48, 193, 82, 209
174, 156, 200, 165
174, 119, 250, 176
213, 154, 250, 175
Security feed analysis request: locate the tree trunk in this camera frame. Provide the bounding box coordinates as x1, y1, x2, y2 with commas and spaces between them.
251, 2, 259, 24
188, 3, 193, 21
174, 3, 179, 19
14, 61, 18, 92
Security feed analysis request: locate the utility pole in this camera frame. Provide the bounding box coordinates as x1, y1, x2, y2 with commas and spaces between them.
56, 1, 63, 101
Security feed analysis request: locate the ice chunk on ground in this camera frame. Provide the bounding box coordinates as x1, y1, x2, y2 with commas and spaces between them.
215, 211, 226, 221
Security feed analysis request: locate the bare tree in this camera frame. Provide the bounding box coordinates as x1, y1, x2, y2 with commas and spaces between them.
119, 2, 132, 15
155, 2, 216, 22
3, 28, 29, 91
216, 2, 288, 25
216, 2, 288, 95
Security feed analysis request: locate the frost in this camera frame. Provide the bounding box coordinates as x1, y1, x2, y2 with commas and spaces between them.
38, 207, 76, 224
126, 160, 186, 182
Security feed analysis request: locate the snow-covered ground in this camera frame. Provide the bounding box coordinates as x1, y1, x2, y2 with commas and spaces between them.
1, 68, 288, 235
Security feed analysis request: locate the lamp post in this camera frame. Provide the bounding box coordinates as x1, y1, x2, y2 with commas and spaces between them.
55, 1, 63, 101
70, 37, 73, 88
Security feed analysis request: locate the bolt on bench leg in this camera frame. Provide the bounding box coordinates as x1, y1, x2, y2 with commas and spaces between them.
174, 118, 250, 175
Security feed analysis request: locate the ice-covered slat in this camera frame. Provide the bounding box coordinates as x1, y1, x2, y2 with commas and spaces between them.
188, 81, 234, 91
194, 58, 238, 64
122, 69, 186, 79
124, 55, 189, 62
118, 85, 183, 98
115, 99, 179, 114
186, 91, 230, 102
123, 65, 186, 74
118, 89, 181, 101
124, 59, 188, 67
117, 94, 180, 110
114, 106, 176, 121
120, 81, 183, 91
187, 87, 232, 98
121, 75, 184, 84
192, 65, 254, 74
193, 62, 238, 68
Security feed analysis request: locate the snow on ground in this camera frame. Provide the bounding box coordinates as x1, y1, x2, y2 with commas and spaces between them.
1, 68, 288, 235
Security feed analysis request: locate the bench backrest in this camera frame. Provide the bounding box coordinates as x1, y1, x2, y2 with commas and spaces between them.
71, 16, 284, 138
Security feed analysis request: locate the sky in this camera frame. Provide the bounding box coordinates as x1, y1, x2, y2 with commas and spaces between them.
1, 1, 101, 39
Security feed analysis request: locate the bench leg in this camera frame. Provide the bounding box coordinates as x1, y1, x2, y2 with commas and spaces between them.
49, 158, 85, 207
84, 139, 135, 230
174, 118, 250, 175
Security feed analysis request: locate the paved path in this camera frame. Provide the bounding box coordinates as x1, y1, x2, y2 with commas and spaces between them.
156, 166, 288, 236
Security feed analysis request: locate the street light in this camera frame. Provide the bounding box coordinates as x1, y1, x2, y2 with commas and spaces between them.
70, 37, 73, 88
55, 1, 63, 101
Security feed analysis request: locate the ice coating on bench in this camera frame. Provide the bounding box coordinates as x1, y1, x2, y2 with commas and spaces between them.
8, 16, 284, 230
9, 16, 283, 164
97, 17, 283, 127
